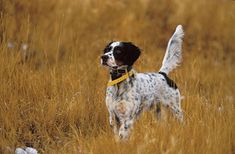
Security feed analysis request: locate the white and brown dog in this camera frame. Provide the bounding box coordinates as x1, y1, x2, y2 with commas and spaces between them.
101, 25, 184, 139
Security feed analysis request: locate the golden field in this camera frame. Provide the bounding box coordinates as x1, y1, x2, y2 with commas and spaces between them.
0, 0, 234, 153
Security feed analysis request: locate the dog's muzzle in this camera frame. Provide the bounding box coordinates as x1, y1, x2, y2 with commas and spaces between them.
101, 55, 109, 65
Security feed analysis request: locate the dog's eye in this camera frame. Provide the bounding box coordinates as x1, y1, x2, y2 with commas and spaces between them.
114, 47, 122, 54
115, 50, 121, 54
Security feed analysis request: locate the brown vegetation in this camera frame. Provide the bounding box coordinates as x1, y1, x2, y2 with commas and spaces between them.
0, 0, 234, 153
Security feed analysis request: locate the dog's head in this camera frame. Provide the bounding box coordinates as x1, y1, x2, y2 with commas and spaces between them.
101, 41, 141, 69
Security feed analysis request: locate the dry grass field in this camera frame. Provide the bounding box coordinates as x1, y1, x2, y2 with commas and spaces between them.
0, 0, 235, 153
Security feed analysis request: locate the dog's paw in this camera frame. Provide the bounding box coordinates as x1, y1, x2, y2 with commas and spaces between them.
109, 119, 114, 128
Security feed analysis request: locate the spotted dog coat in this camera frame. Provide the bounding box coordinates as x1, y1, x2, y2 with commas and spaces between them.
101, 25, 184, 139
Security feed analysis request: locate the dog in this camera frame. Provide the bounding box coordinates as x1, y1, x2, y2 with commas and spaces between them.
101, 25, 184, 139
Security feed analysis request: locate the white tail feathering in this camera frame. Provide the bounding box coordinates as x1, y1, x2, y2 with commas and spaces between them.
159, 25, 184, 74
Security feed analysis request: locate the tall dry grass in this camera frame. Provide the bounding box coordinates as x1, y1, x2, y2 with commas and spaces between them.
0, 0, 234, 153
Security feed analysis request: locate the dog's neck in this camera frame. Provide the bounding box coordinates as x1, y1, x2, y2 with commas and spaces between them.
109, 66, 132, 80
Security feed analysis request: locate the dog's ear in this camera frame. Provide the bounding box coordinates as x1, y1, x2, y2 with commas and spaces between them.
122, 42, 141, 66
103, 41, 113, 53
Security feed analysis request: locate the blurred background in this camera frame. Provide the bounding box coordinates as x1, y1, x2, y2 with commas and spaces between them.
0, 0, 234, 153
1, 0, 234, 64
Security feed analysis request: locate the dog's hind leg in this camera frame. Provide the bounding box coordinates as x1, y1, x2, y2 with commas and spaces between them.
161, 89, 183, 122
169, 90, 183, 122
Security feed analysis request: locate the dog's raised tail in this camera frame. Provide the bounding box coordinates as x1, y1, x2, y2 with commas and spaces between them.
159, 25, 184, 75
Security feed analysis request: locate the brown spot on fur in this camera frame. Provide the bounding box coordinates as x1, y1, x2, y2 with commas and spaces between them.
116, 102, 126, 114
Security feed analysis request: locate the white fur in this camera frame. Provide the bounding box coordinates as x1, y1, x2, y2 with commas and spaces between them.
103, 25, 184, 139
160, 25, 184, 74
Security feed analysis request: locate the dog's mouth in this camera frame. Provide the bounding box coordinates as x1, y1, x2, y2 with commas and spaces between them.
101, 59, 112, 68
100, 56, 117, 68
101, 61, 121, 69
101, 62, 118, 69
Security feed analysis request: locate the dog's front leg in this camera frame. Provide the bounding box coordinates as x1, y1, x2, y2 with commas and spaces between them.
108, 110, 120, 138
108, 110, 114, 128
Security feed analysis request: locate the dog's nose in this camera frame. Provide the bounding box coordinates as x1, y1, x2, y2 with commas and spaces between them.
101, 55, 108, 62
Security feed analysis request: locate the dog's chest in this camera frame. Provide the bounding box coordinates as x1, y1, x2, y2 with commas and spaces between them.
105, 73, 162, 111
106, 80, 134, 104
